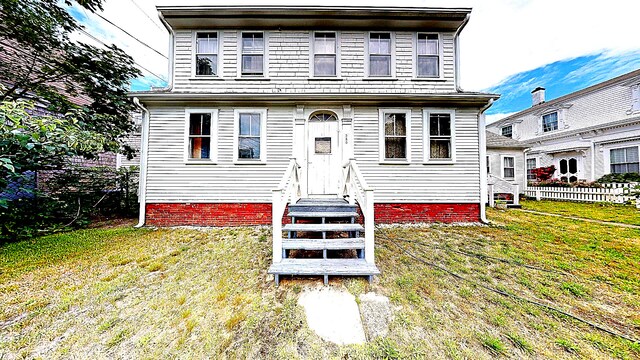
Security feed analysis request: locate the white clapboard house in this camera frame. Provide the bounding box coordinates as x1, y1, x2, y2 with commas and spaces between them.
132, 5, 498, 284
487, 69, 640, 184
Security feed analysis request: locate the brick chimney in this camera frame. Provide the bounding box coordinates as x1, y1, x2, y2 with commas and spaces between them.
531, 87, 545, 106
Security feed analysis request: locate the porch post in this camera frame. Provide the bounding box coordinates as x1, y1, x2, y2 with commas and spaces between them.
294, 105, 307, 196
272, 189, 283, 263
364, 189, 375, 264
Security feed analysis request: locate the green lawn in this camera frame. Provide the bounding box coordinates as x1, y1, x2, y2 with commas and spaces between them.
521, 199, 640, 226
1, 210, 639, 359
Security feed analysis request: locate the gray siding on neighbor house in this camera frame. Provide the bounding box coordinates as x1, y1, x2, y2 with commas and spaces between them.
171, 29, 457, 94
144, 105, 482, 203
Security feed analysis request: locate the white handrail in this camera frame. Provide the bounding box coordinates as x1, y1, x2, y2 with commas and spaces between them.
340, 158, 375, 264
272, 158, 301, 263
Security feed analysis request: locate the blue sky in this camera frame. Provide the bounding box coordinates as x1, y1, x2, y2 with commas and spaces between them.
485, 50, 640, 117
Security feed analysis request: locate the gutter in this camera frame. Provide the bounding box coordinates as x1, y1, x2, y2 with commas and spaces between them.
453, 13, 470, 92
133, 98, 149, 228
478, 98, 496, 224
156, 11, 175, 92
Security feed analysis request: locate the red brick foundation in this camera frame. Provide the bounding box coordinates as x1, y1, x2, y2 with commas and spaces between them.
145, 202, 481, 226
374, 203, 480, 223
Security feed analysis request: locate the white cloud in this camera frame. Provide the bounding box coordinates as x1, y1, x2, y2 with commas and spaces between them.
77, 0, 640, 90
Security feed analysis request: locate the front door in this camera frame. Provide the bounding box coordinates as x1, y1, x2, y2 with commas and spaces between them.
307, 113, 340, 196
556, 156, 582, 182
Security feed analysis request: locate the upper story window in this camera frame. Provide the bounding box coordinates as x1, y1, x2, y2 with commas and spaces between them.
542, 112, 558, 132
416, 33, 439, 78
195, 32, 218, 76
501, 125, 513, 138
502, 156, 515, 179
313, 32, 337, 77
369, 33, 392, 77
241, 32, 264, 76
426, 110, 454, 161
234, 109, 267, 162
610, 146, 639, 174
185, 109, 218, 162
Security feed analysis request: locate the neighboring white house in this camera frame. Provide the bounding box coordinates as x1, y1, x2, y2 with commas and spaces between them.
131, 5, 498, 282
487, 69, 640, 183
486, 131, 527, 201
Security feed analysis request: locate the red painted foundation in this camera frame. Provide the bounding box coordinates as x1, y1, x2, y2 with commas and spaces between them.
145, 203, 480, 226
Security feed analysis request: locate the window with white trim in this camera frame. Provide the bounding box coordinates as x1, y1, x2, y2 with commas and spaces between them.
383, 113, 407, 159
241, 32, 264, 76
195, 32, 218, 76
542, 112, 558, 132
427, 112, 453, 161
610, 146, 639, 174
526, 158, 537, 181
185, 109, 218, 162
416, 33, 439, 77
313, 32, 337, 77
501, 125, 513, 138
503, 156, 515, 179
369, 33, 391, 77
234, 109, 267, 162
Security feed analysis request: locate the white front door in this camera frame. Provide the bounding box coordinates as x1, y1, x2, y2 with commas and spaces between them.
556, 156, 582, 182
307, 117, 340, 196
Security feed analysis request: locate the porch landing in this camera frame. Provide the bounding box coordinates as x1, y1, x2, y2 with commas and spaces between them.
268, 198, 380, 285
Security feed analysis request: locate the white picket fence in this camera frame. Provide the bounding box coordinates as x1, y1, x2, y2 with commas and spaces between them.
525, 183, 638, 204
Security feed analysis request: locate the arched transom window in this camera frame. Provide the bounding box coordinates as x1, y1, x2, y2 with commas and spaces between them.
309, 112, 338, 122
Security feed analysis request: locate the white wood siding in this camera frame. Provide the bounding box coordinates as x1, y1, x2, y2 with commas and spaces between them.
145, 105, 481, 203
171, 30, 457, 93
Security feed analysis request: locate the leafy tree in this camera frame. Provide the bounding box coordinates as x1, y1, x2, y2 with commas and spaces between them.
0, 0, 141, 158
0, 97, 113, 208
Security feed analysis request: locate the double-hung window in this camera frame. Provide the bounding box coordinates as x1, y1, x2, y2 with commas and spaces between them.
425, 109, 455, 162
185, 109, 218, 162
195, 32, 218, 76
369, 33, 391, 77
235, 109, 267, 162
526, 158, 537, 181
379, 109, 410, 162
313, 32, 337, 77
503, 156, 515, 179
610, 146, 639, 174
501, 125, 513, 138
542, 112, 558, 132
416, 33, 439, 77
241, 32, 264, 76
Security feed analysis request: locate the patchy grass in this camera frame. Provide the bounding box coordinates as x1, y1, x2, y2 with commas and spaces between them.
521, 199, 640, 225
0, 206, 639, 359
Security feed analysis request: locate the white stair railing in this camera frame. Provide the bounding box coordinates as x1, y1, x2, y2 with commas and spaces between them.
339, 158, 375, 264
487, 174, 520, 207
272, 158, 302, 263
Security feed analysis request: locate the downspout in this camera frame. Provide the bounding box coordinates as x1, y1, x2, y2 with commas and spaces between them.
453, 14, 470, 92
590, 140, 596, 181
479, 98, 495, 224
157, 11, 175, 92
133, 97, 149, 228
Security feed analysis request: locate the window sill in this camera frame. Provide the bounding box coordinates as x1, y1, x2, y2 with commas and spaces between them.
185, 160, 217, 165
235, 77, 270, 81
379, 161, 411, 165
423, 160, 455, 165
308, 77, 343, 81
233, 160, 267, 165
411, 77, 448, 82
189, 76, 224, 81
363, 77, 398, 81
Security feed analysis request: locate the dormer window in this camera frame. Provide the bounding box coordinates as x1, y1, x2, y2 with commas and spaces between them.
241, 32, 264, 76
195, 32, 218, 76
416, 33, 439, 78
542, 112, 558, 132
501, 125, 513, 138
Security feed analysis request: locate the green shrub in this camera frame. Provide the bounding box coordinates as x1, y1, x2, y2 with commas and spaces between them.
597, 173, 640, 183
